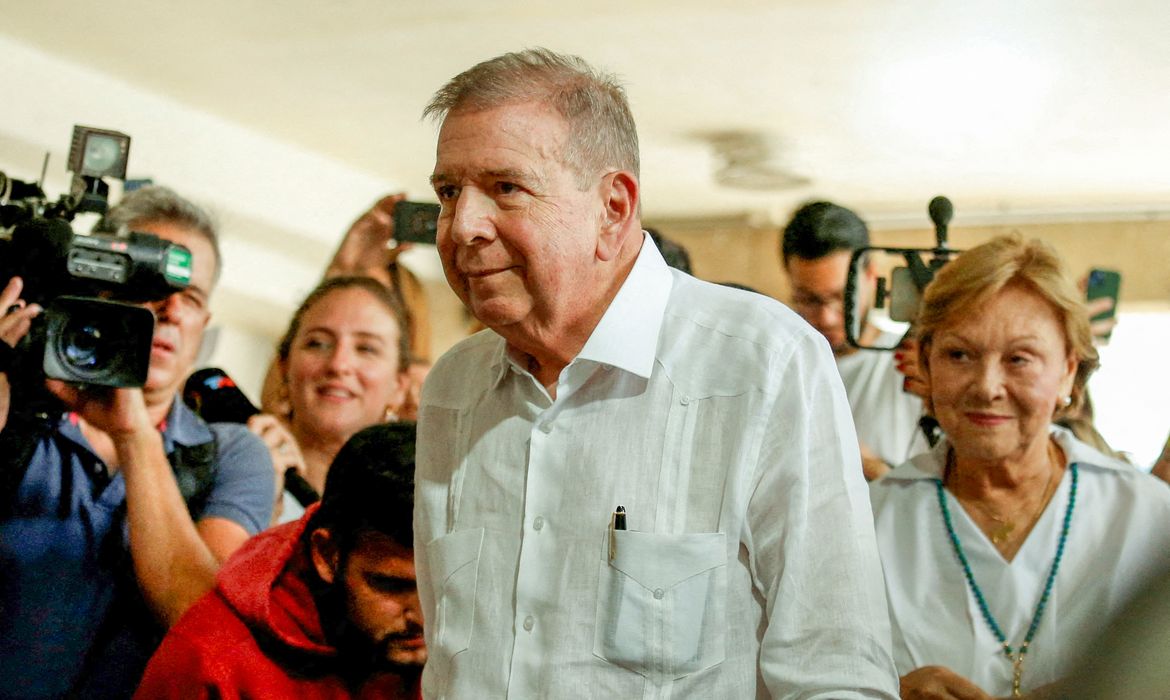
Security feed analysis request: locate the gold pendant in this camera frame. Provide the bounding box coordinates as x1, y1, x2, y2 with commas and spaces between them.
1012, 651, 1026, 697
990, 521, 1015, 545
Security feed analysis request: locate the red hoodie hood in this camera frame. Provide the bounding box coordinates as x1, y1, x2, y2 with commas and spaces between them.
216, 504, 337, 659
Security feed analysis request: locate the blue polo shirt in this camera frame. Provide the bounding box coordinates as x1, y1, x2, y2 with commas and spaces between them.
0, 397, 273, 699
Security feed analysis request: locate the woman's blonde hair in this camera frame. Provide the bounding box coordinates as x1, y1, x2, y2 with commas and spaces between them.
916, 234, 1098, 420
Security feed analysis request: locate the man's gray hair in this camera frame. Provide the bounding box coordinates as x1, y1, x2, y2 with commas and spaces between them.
424, 48, 640, 185
96, 185, 222, 286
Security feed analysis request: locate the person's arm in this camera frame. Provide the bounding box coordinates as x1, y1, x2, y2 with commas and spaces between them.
324, 193, 410, 285
46, 383, 227, 626
751, 330, 899, 699
45, 382, 272, 627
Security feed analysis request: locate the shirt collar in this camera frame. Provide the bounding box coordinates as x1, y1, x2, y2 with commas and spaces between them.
488, 232, 674, 385
164, 394, 215, 448
885, 424, 1132, 482
575, 231, 672, 379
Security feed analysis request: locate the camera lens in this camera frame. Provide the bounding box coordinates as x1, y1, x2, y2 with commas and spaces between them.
61, 323, 104, 370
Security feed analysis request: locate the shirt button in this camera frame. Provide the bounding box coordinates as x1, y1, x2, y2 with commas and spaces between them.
539, 422, 553, 434
533, 516, 545, 531
680, 395, 691, 406
523, 615, 535, 631
653, 588, 665, 600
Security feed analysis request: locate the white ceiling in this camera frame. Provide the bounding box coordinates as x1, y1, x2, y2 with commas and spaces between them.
2, 0, 1169, 338
6, 0, 1170, 218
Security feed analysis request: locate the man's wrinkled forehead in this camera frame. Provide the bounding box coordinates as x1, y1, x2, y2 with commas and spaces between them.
433, 102, 576, 180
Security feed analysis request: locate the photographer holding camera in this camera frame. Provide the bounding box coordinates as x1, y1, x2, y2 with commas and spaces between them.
0, 186, 274, 699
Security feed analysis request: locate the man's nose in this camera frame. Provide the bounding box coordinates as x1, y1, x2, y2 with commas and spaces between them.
812, 302, 842, 328
404, 589, 424, 628
447, 189, 496, 246
146, 293, 181, 322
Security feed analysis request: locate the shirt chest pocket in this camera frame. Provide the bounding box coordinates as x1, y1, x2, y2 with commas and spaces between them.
424, 528, 484, 660
593, 530, 727, 682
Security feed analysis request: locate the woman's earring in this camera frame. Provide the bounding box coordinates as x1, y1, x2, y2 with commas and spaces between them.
383, 406, 399, 423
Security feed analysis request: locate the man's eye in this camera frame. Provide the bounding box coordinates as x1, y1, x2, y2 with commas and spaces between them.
369, 575, 414, 594
496, 182, 519, 195
435, 185, 459, 201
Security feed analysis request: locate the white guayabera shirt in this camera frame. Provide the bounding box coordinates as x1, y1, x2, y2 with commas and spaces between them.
871, 427, 1170, 696
416, 236, 899, 700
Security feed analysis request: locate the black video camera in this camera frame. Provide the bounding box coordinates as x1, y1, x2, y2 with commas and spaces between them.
843, 196, 962, 351
0, 126, 193, 390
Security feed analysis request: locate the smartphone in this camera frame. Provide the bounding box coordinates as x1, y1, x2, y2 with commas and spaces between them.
1085, 268, 1121, 341
392, 201, 441, 245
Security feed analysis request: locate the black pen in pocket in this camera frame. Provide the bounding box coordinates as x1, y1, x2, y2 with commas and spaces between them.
609, 505, 626, 561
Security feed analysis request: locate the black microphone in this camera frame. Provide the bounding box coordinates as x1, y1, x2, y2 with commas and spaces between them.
183, 367, 320, 506
928, 196, 953, 248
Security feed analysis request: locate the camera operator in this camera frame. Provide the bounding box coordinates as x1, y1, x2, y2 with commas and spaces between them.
780, 201, 928, 481
0, 186, 274, 699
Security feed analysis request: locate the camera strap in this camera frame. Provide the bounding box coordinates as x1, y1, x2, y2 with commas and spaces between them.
0, 414, 218, 522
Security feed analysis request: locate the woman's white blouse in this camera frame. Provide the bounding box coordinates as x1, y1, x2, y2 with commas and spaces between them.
870, 426, 1170, 696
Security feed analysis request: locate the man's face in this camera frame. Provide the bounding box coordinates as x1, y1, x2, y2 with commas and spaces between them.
785, 251, 867, 356
430, 101, 605, 338
316, 530, 426, 670
133, 220, 215, 396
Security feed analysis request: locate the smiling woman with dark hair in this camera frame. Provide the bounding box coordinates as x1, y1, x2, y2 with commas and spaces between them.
870, 235, 1170, 699
251, 276, 411, 524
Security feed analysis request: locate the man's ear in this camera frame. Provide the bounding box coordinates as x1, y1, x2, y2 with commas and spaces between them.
309, 528, 340, 585
596, 170, 639, 262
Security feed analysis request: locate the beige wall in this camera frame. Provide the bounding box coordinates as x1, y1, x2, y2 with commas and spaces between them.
651, 218, 1170, 307
421, 217, 1170, 360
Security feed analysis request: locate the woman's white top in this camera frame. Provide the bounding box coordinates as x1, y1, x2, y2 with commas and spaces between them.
870, 426, 1170, 696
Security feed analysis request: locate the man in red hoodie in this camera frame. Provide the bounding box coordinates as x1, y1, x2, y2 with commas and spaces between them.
135, 423, 424, 699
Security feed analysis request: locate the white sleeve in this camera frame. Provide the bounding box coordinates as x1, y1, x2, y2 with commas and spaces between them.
749, 331, 900, 699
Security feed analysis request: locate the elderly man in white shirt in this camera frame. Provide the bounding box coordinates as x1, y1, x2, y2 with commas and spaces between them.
414, 48, 898, 700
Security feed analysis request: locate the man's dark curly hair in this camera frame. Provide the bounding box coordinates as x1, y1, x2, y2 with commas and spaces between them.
307, 422, 416, 553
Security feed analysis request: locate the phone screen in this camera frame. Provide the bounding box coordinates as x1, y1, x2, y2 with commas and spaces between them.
1085, 268, 1121, 341
392, 202, 441, 244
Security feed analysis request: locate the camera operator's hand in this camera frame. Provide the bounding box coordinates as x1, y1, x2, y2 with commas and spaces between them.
246, 413, 307, 523
44, 381, 153, 438
324, 193, 412, 286
1, 277, 42, 350
1, 277, 43, 432
894, 337, 929, 401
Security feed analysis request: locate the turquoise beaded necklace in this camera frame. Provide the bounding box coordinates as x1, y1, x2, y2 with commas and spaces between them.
935, 462, 1078, 698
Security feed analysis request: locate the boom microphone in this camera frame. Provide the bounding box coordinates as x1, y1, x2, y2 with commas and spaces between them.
928, 196, 953, 248
183, 367, 320, 506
